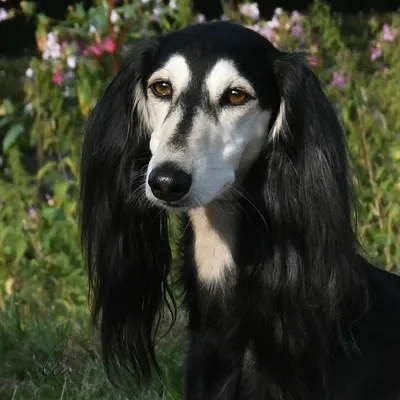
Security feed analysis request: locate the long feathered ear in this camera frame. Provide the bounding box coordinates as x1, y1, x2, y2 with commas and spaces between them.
266, 53, 363, 301
241, 53, 367, 395
80, 36, 175, 387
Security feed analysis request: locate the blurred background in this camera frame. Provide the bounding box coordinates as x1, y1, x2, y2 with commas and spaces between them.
0, 1, 399, 399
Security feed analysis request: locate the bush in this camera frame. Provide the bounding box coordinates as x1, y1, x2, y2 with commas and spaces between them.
0, 1, 399, 398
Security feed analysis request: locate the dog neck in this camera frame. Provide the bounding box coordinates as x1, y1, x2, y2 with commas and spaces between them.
188, 201, 238, 285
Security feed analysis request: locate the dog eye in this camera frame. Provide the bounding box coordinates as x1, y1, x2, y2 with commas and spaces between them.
150, 81, 173, 98
224, 88, 250, 106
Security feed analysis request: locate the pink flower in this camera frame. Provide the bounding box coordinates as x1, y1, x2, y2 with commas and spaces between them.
102, 37, 116, 54
331, 71, 346, 89
52, 70, 63, 86
266, 16, 280, 29
28, 208, 38, 220
291, 24, 304, 39
308, 55, 319, 67
259, 26, 276, 42
245, 24, 260, 32
83, 43, 103, 57
370, 47, 382, 61
290, 10, 303, 22
0, 8, 8, 21
382, 24, 398, 42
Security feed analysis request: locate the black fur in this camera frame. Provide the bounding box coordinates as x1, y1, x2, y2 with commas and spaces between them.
80, 22, 400, 400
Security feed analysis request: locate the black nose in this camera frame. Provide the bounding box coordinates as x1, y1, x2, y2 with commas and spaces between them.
148, 164, 192, 202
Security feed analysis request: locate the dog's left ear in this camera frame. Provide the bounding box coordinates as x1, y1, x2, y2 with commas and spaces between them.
80, 36, 175, 386
264, 53, 360, 306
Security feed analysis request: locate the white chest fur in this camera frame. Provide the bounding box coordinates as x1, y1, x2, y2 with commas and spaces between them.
189, 204, 237, 285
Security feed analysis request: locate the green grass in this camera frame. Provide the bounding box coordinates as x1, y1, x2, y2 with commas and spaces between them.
0, 302, 186, 399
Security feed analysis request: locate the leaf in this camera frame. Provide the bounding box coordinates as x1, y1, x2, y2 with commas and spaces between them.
2, 99, 14, 114
0, 115, 12, 129
37, 161, 57, 181
20, 1, 37, 14
2, 124, 24, 152
14, 237, 28, 262
41, 207, 59, 221
54, 182, 69, 207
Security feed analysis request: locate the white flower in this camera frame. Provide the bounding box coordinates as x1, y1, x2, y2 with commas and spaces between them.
63, 87, 71, 98
239, 2, 259, 21
0, 8, 8, 21
169, 0, 177, 10
141, 0, 151, 3
151, 6, 165, 23
196, 13, 206, 23
67, 55, 76, 69
25, 68, 34, 78
110, 9, 119, 23
274, 7, 283, 16
89, 25, 97, 34
42, 32, 61, 60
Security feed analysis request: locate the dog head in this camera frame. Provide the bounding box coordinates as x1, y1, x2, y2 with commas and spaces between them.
140, 22, 282, 210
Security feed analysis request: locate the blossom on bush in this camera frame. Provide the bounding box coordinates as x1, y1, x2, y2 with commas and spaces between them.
28, 208, 38, 220
102, 37, 116, 54
266, 16, 280, 30
83, 43, 102, 57
67, 55, 77, 69
371, 47, 382, 61
382, 24, 398, 42
25, 68, 34, 78
331, 71, 346, 89
151, 6, 165, 23
196, 13, 206, 23
259, 26, 276, 42
290, 10, 302, 23
110, 9, 119, 23
285, 10, 304, 30
308, 54, 319, 67
239, 2, 260, 21
52, 70, 63, 86
0, 7, 8, 21
274, 7, 283, 16
291, 24, 304, 39
169, 0, 177, 10
42, 32, 61, 60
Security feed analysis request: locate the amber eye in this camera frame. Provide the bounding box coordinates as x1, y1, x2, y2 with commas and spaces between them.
226, 88, 250, 105
150, 81, 173, 98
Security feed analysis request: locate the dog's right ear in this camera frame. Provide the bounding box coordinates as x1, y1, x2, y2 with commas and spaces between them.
80, 36, 175, 386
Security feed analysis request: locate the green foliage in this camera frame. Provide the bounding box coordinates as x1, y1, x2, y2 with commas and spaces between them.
0, 0, 399, 398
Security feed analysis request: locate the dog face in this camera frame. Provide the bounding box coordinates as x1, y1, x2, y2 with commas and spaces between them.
140, 23, 281, 210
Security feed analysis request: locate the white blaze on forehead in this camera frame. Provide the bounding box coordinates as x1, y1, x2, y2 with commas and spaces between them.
205, 59, 255, 104
148, 54, 191, 95
149, 107, 182, 156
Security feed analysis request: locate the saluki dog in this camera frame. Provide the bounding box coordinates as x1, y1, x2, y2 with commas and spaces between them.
80, 21, 400, 400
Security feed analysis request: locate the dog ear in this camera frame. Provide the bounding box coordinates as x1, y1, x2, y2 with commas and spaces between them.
80, 36, 176, 386
244, 53, 365, 389
266, 53, 359, 282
